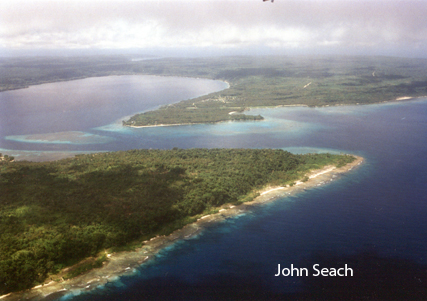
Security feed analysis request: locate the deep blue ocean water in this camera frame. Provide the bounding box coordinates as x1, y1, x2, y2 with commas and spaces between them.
1, 76, 427, 300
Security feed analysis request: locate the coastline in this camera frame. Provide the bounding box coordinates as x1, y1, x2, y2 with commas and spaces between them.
3, 95, 424, 163
124, 95, 424, 129
1, 156, 363, 301
129, 122, 198, 128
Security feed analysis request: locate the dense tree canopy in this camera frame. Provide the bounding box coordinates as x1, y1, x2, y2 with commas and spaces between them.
0, 148, 354, 294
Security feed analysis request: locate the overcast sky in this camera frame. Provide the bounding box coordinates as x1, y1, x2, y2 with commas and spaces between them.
1, 0, 426, 57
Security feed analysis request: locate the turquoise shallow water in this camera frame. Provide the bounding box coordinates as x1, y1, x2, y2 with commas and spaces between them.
2, 77, 427, 299
0, 75, 228, 156
65, 98, 427, 300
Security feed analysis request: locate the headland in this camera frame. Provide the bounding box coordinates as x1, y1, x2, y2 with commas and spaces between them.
1, 155, 363, 301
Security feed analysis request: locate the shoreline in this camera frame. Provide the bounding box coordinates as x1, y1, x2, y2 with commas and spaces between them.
124, 95, 425, 129
3, 95, 424, 162
1, 156, 363, 301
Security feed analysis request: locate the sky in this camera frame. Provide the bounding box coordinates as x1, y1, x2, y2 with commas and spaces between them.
1, 0, 426, 57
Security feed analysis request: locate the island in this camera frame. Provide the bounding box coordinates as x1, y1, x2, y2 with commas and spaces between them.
0, 148, 359, 297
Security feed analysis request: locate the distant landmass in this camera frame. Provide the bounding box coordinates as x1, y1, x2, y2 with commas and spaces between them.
1, 55, 427, 126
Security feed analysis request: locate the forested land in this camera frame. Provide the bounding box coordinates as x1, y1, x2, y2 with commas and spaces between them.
0, 148, 355, 294
2, 55, 427, 125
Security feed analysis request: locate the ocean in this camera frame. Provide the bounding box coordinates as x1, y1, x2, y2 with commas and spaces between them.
1, 76, 426, 300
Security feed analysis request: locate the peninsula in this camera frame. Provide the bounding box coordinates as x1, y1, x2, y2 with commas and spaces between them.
0, 148, 358, 297
121, 56, 427, 126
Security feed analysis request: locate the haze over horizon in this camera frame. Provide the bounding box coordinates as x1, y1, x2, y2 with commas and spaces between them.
1, 0, 426, 58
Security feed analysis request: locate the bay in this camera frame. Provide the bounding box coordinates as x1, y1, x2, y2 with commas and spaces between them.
0, 75, 228, 155
1, 76, 426, 299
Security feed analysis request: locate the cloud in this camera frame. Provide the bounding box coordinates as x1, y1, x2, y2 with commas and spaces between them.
1, 0, 426, 56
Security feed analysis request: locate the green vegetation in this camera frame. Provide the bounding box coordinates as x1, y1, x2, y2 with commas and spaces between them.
123, 101, 264, 126
2, 55, 427, 126
124, 56, 427, 126
0, 148, 355, 294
